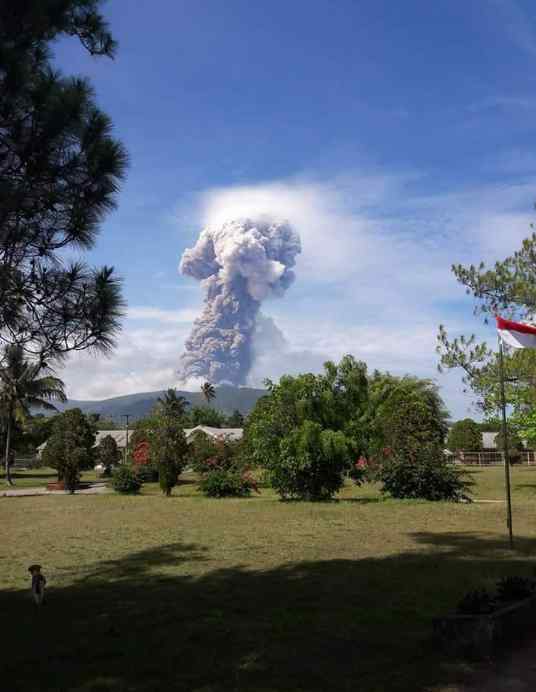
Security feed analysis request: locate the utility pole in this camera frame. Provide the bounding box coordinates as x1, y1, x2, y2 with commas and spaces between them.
122, 414, 131, 464
497, 335, 514, 548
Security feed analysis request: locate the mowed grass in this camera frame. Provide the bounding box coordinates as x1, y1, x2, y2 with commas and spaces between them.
1, 467, 99, 490
1, 466, 536, 692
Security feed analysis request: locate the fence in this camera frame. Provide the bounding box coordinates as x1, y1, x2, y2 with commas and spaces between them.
12, 456, 37, 469
453, 450, 536, 466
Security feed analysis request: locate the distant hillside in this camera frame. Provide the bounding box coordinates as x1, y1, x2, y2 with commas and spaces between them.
43, 385, 267, 422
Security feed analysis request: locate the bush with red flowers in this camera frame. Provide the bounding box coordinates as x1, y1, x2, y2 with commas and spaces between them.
132, 440, 158, 482
348, 456, 368, 485
197, 437, 258, 498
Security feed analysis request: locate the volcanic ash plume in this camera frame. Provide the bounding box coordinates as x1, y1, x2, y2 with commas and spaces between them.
178, 218, 301, 385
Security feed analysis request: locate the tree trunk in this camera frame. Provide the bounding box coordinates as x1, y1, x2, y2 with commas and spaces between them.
4, 414, 14, 486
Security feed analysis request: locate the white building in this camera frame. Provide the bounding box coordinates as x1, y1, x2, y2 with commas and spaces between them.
37, 426, 244, 458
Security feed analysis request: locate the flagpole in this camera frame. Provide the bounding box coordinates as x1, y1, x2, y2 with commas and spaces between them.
497, 334, 514, 548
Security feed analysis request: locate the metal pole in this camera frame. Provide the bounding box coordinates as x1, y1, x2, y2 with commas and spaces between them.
122, 414, 131, 464
498, 336, 514, 548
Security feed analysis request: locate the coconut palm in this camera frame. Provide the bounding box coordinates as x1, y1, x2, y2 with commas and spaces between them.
201, 382, 216, 406
0, 345, 66, 485
157, 388, 189, 418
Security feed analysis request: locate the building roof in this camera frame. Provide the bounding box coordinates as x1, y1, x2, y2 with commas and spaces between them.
37, 426, 244, 454
184, 425, 243, 442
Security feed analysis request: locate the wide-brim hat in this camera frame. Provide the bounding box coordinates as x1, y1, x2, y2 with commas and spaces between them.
28, 564, 42, 572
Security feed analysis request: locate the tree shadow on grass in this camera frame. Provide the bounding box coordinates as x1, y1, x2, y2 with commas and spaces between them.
2, 534, 536, 692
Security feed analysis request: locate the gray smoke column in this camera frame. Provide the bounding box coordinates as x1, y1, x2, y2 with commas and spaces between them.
178, 217, 301, 385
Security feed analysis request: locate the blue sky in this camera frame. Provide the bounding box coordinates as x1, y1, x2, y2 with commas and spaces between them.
53, 0, 536, 418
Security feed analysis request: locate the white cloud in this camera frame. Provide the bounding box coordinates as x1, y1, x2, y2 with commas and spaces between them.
128, 306, 199, 324
57, 168, 536, 418
490, 0, 536, 58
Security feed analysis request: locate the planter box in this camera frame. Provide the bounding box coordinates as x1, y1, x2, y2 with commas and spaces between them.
433, 594, 536, 658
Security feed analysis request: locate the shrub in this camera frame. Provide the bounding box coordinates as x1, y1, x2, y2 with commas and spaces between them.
42, 408, 96, 479
267, 421, 350, 501
187, 431, 219, 472
496, 576, 535, 602
197, 437, 244, 473
96, 435, 121, 476
112, 466, 142, 494
348, 456, 368, 485
131, 440, 158, 481
63, 451, 83, 494
149, 413, 188, 496
457, 588, 495, 615
132, 440, 151, 465
134, 462, 159, 483
199, 469, 258, 497
378, 445, 470, 501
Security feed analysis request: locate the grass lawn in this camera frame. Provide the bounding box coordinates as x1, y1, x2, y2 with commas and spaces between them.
1, 466, 536, 692
1, 467, 99, 490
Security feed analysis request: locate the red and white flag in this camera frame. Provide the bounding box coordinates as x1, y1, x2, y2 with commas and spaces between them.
496, 316, 536, 349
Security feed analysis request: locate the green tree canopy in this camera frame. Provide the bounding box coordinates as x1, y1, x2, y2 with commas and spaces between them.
42, 408, 96, 487
246, 355, 372, 500
0, 0, 127, 365
186, 406, 226, 428
201, 382, 216, 405
447, 419, 482, 452
225, 409, 245, 427
0, 344, 65, 483
96, 434, 120, 474
149, 412, 188, 496
437, 231, 536, 416
155, 389, 189, 418
369, 373, 449, 458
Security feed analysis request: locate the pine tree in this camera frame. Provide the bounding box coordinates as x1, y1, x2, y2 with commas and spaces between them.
0, 1, 127, 365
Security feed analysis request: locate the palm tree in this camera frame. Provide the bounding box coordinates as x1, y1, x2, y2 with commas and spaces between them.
201, 382, 216, 406
0, 345, 66, 485
157, 388, 189, 418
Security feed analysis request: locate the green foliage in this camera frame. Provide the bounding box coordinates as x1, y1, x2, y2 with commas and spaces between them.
187, 431, 218, 472
62, 447, 83, 494
195, 436, 256, 498
457, 588, 495, 615
201, 382, 216, 405
111, 466, 141, 494
496, 576, 535, 602
369, 374, 449, 459
0, 0, 127, 363
149, 413, 188, 496
225, 409, 245, 427
437, 233, 536, 414
90, 416, 119, 431
447, 419, 482, 452
272, 421, 350, 500
199, 469, 256, 498
96, 435, 121, 475
154, 389, 189, 418
133, 462, 159, 483
127, 419, 154, 457
41, 408, 96, 480
479, 418, 501, 432
186, 406, 226, 428
246, 355, 452, 501
0, 345, 66, 483
494, 427, 524, 461
457, 576, 535, 616
378, 446, 470, 501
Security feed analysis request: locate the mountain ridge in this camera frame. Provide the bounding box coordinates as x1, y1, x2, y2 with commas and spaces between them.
43, 385, 267, 422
